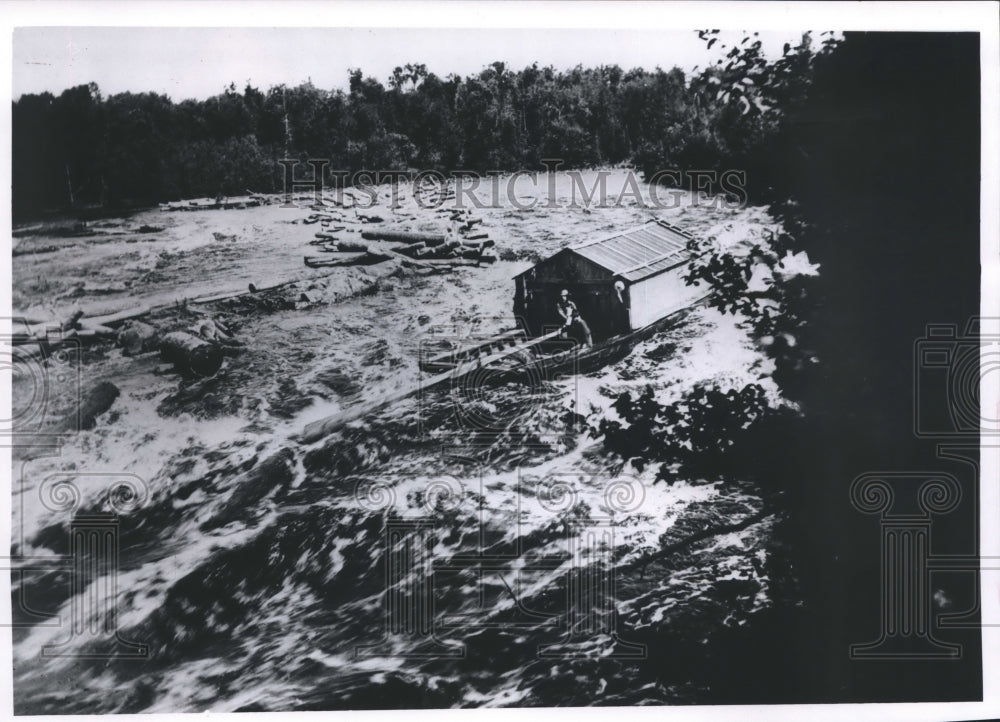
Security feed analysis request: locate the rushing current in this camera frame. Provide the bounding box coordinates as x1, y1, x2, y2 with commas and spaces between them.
11, 171, 785, 711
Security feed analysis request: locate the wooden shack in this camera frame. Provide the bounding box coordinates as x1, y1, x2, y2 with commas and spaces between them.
513, 219, 706, 342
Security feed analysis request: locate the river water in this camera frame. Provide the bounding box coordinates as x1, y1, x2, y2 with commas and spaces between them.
11, 171, 787, 711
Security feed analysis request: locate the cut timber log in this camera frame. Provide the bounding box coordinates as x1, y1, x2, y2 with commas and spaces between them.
13, 244, 63, 257
117, 321, 159, 355
161, 197, 262, 212
304, 252, 392, 268
361, 230, 447, 245
12, 380, 121, 460
87, 305, 154, 328
304, 252, 366, 268
336, 240, 369, 252
400, 242, 427, 254
73, 324, 117, 339
159, 332, 224, 377
71, 381, 120, 431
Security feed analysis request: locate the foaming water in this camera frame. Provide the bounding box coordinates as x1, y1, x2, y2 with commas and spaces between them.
13, 303, 781, 712
12, 175, 786, 711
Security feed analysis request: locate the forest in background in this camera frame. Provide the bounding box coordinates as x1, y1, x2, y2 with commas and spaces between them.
12, 31, 828, 218
11, 30, 985, 703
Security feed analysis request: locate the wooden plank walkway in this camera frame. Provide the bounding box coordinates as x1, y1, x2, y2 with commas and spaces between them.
298, 329, 562, 443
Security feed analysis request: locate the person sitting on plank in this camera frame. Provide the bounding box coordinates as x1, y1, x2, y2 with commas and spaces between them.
556, 288, 593, 348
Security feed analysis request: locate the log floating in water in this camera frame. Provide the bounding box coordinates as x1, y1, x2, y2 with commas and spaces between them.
159, 331, 224, 377
12, 380, 121, 460
13, 244, 63, 257
161, 196, 262, 212
361, 230, 447, 245
304, 252, 366, 268
86, 304, 154, 328
335, 240, 369, 253
118, 321, 159, 356
71, 381, 120, 431
303, 251, 392, 268
15, 310, 118, 348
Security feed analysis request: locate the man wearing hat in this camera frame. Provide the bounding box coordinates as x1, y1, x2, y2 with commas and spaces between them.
556, 289, 593, 348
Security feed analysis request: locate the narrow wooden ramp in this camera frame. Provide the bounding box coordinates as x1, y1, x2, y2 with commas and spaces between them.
297, 330, 562, 444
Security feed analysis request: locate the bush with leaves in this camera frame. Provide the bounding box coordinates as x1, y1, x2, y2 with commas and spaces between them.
596, 383, 772, 482
682, 226, 818, 388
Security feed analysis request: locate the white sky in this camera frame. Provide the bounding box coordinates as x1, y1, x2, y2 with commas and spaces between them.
2, 6, 1000, 722
13, 27, 803, 101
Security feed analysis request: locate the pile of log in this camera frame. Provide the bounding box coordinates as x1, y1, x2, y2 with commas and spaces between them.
359, 229, 497, 264
11, 304, 236, 380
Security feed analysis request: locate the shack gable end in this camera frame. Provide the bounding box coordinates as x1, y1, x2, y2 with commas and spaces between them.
518, 248, 615, 285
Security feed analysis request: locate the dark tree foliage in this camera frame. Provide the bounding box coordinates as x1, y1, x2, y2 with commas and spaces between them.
598, 384, 771, 481
12, 49, 788, 218
10, 32, 983, 702
586, 31, 981, 703
617, 31, 982, 704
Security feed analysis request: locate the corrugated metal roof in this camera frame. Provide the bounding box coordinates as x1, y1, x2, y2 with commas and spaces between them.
569, 220, 692, 282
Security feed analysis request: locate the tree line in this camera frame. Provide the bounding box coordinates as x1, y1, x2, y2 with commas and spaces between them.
12, 33, 825, 218
11, 29, 982, 700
